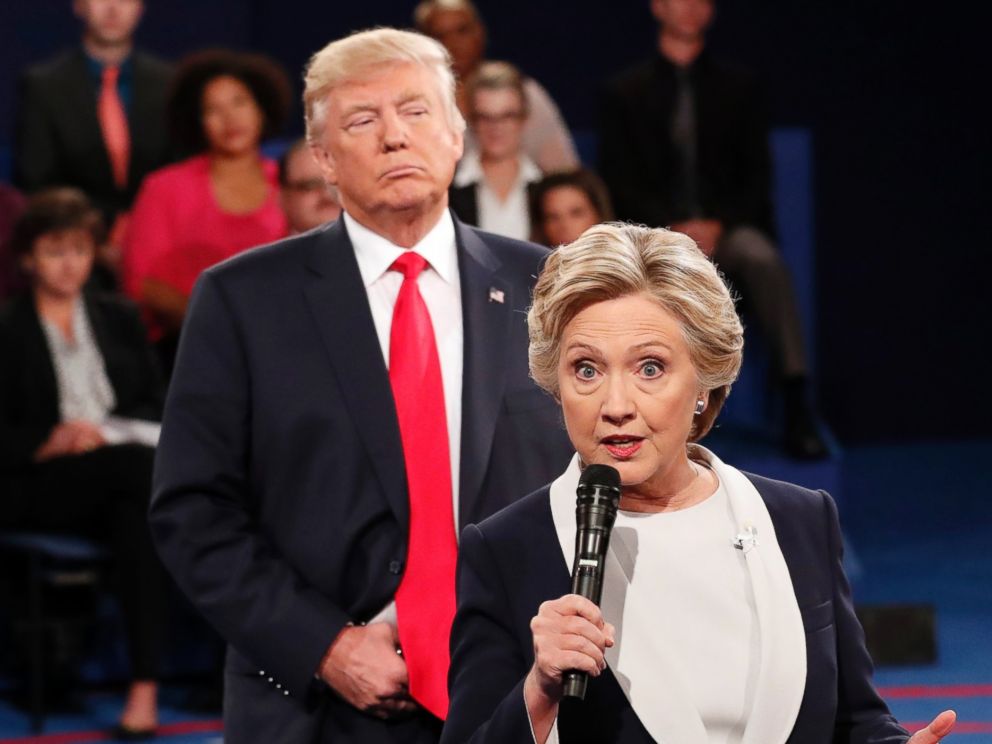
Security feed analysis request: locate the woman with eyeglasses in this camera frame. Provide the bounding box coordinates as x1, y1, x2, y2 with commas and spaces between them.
449, 61, 543, 241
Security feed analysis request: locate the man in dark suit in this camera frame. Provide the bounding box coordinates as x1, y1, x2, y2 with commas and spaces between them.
148, 27, 572, 744
15, 0, 171, 243
599, 0, 827, 459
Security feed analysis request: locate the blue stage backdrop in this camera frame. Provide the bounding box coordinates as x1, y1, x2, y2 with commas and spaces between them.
0, 0, 987, 442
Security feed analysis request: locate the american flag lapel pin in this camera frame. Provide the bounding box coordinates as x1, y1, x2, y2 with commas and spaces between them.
488, 287, 505, 304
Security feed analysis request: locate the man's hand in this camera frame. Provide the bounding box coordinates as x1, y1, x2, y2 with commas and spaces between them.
34, 420, 106, 461
671, 219, 724, 257
907, 710, 957, 743
319, 622, 416, 719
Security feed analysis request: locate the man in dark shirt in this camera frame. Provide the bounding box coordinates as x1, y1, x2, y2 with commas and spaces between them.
15, 0, 172, 271
599, 0, 827, 459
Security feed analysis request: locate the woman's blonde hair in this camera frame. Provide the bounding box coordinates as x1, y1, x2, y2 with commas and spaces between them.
303, 27, 466, 145
528, 223, 744, 441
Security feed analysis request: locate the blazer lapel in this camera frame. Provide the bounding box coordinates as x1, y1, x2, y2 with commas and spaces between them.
301, 221, 409, 524
63, 50, 110, 186
455, 219, 511, 528
17, 298, 61, 427
704, 449, 807, 744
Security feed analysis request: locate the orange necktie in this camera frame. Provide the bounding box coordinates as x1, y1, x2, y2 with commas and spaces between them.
389, 252, 457, 720
98, 65, 130, 190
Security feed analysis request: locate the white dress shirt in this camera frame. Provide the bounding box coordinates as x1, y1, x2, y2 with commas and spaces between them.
453, 152, 543, 241
344, 209, 464, 528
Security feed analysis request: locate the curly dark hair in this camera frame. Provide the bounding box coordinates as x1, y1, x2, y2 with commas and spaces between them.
11, 188, 105, 257
168, 49, 293, 155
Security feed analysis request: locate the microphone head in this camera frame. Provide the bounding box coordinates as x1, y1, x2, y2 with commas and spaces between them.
579, 464, 621, 490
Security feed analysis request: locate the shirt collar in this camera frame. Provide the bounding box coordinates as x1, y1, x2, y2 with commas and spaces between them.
344, 209, 458, 288
452, 150, 542, 188
83, 49, 133, 82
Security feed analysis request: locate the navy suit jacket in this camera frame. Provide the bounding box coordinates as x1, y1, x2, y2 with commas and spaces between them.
443, 473, 910, 744
148, 216, 572, 743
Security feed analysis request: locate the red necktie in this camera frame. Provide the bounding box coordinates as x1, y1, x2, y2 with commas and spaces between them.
98, 65, 130, 190
389, 252, 457, 720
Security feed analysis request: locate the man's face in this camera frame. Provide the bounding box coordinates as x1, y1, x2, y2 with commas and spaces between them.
281, 147, 341, 233
651, 0, 714, 42
424, 9, 485, 79
74, 0, 143, 47
313, 62, 463, 227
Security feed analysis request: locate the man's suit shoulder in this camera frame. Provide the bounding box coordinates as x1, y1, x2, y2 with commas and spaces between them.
22, 47, 172, 87
465, 226, 551, 280
21, 49, 81, 87
132, 50, 173, 81
200, 224, 329, 288
606, 58, 658, 98
606, 54, 761, 98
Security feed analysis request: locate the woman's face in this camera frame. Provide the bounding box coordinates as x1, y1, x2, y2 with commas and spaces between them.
23, 228, 96, 300
557, 293, 704, 495
201, 75, 264, 157
541, 186, 601, 246
472, 88, 526, 162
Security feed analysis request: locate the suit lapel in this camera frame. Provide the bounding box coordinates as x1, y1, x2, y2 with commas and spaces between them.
706, 451, 807, 744
454, 220, 511, 528
301, 221, 409, 524
63, 50, 110, 186
128, 54, 156, 186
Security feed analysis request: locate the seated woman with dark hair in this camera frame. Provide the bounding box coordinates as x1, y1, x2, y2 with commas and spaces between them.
442, 223, 956, 744
529, 169, 614, 247
123, 49, 290, 368
0, 188, 167, 738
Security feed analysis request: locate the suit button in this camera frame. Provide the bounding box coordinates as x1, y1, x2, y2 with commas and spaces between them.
389, 560, 403, 575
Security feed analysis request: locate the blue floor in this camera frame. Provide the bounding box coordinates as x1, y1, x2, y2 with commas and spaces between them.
1, 439, 990, 742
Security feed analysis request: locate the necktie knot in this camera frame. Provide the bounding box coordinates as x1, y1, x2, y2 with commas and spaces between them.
390, 251, 428, 280
102, 65, 120, 85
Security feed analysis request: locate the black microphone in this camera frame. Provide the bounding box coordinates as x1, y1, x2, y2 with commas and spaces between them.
562, 464, 621, 700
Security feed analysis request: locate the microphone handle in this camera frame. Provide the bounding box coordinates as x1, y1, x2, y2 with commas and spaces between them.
562, 561, 604, 699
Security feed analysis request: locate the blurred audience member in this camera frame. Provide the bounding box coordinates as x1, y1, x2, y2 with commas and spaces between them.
529, 168, 613, 246
279, 138, 341, 233
415, 0, 578, 173
450, 62, 541, 241
0, 188, 166, 739
123, 49, 289, 370
598, 0, 827, 459
1, 184, 28, 301
15, 0, 173, 281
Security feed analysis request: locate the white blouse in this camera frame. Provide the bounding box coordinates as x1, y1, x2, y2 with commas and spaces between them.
610, 479, 760, 743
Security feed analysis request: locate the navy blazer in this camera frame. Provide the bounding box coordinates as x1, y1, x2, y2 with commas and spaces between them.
443, 473, 910, 744
149, 216, 573, 743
